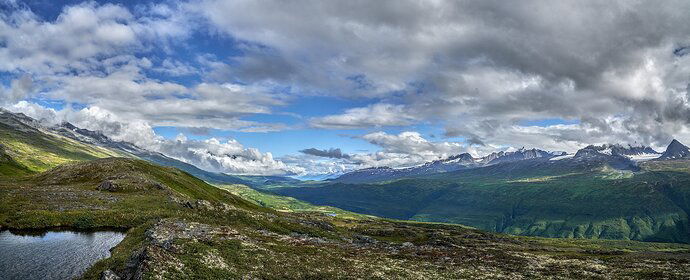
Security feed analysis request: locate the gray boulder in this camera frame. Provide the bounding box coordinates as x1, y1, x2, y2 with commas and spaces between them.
97, 180, 119, 192
100, 270, 121, 280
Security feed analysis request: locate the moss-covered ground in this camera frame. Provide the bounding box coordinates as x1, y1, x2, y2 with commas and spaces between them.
1, 158, 689, 279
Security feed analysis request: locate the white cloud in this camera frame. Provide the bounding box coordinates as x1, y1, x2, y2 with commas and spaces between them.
155, 135, 304, 176
6, 1, 690, 175
9, 103, 300, 175
192, 0, 690, 147
349, 131, 493, 168
310, 103, 416, 129
0, 1, 288, 132
0, 75, 33, 105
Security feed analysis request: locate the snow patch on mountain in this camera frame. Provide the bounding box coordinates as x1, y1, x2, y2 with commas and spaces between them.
550, 154, 575, 161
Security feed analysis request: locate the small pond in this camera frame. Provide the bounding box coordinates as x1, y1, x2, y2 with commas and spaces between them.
0, 230, 125, 280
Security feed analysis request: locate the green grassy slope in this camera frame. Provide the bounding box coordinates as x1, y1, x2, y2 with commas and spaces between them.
0, 144, 32, 177
0, 158, 261, 230
1, 157, 689, 278
217, 184, 374, 219
275, 160, 690, 243
0, 113, 688, 277
0, 122, 127, 172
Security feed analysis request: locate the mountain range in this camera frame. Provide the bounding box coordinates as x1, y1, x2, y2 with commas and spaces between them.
3, 108, 690, 278
0, 109, 300, 188
275, 139, 690, 243
333, 143, 671, 184
6, 108, 690, 244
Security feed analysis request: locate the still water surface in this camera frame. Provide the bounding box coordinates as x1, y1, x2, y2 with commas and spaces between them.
0, 230, 125, 280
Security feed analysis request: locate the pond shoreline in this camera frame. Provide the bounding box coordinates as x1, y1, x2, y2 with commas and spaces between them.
0, 229, 127, 280
4, 226, 130, 236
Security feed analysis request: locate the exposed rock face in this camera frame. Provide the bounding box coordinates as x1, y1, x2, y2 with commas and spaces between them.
659, 139, 690, 160
169, 196, 236, 212
0, 144, 9, 162
574, 144, 658, 158
482, 148, 556, 165
335, 148, 559, 183
100, 270, 121, 280
114, 219, 243, 279
146, 220, 240, 249
97, 180, 119, 192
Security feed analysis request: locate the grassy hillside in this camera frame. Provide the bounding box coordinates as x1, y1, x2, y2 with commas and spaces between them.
275, 159, 690, 243
0, 121, 127, 172
2, 158, 690, 279
217, 184, 374, 219
0, 144, 32, 177
1, 112, 689, 278
0, 158, 261, 230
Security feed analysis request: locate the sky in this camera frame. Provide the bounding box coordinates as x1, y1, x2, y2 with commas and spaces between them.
2, 0, 690, 177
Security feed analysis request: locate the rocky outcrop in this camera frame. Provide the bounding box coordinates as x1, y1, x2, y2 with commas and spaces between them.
659, 139, 690, 160
168, 196, 237, 212
97, 180, 119, 192
100, 270, 121, 280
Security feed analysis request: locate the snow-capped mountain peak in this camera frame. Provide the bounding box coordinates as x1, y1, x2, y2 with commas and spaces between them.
659, 139, 690, 160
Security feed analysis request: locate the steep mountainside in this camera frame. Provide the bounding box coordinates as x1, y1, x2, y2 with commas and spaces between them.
1, 109, 690, 278
0, 110, 275, 187
0, 109, 129, 172
276, 140, 690, 243
659, 139, 690, 159
0, 143, 31, 176
2, 157, 690, 279
334, 148, 560, 184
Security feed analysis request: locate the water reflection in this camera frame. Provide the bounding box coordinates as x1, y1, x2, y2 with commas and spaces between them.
0, 230, 125, 280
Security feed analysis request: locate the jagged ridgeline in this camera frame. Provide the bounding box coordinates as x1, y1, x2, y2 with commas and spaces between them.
2, 109, 690, 278
276, 141, 690, 244
0, 110, 129, 173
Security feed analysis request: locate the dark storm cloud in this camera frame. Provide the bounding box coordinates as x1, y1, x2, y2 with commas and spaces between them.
300, 148, 351, 159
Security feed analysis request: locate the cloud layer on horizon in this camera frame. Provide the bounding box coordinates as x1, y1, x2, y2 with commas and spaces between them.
3, 1, 690, 175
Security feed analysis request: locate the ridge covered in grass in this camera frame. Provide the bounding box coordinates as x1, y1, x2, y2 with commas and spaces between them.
0, 120, 128, 172
274, 159, 690, 243
1, 158, 690, 278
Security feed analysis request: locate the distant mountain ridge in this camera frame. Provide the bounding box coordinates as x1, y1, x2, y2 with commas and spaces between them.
51, 121, 146, 154
659, 139, 690, 160
276, 139, 690, 243
334, 147, 562, 183
0, 109, 275, 186
51, 122, 284, 186
4, 107, 690, 186
574, 144, 658, 158
335, 142, 673, 184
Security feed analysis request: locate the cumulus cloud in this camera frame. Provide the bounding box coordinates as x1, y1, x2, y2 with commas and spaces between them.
193, 0, 690, 149
310, 103, 416, 129
1, 3, 136, 74
0, 75, 33, 105
299, 148, 350, 159
156, 134, 303, 176
69, 107, 300, 175
0, 2, 287, 133
9, 104, 299, 175
293, 132, 501, 173
6, 1, 690, 175
348, 131, 496, 168
278, 154, 354, 179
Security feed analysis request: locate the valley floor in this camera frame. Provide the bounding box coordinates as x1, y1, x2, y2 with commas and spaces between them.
2, 158, 690, 279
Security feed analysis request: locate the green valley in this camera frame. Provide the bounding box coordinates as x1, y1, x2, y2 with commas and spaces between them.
1, 110, 690, 279
2, 158, 690, 279
216, 184, 374, 219
275, 158, 690, 244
